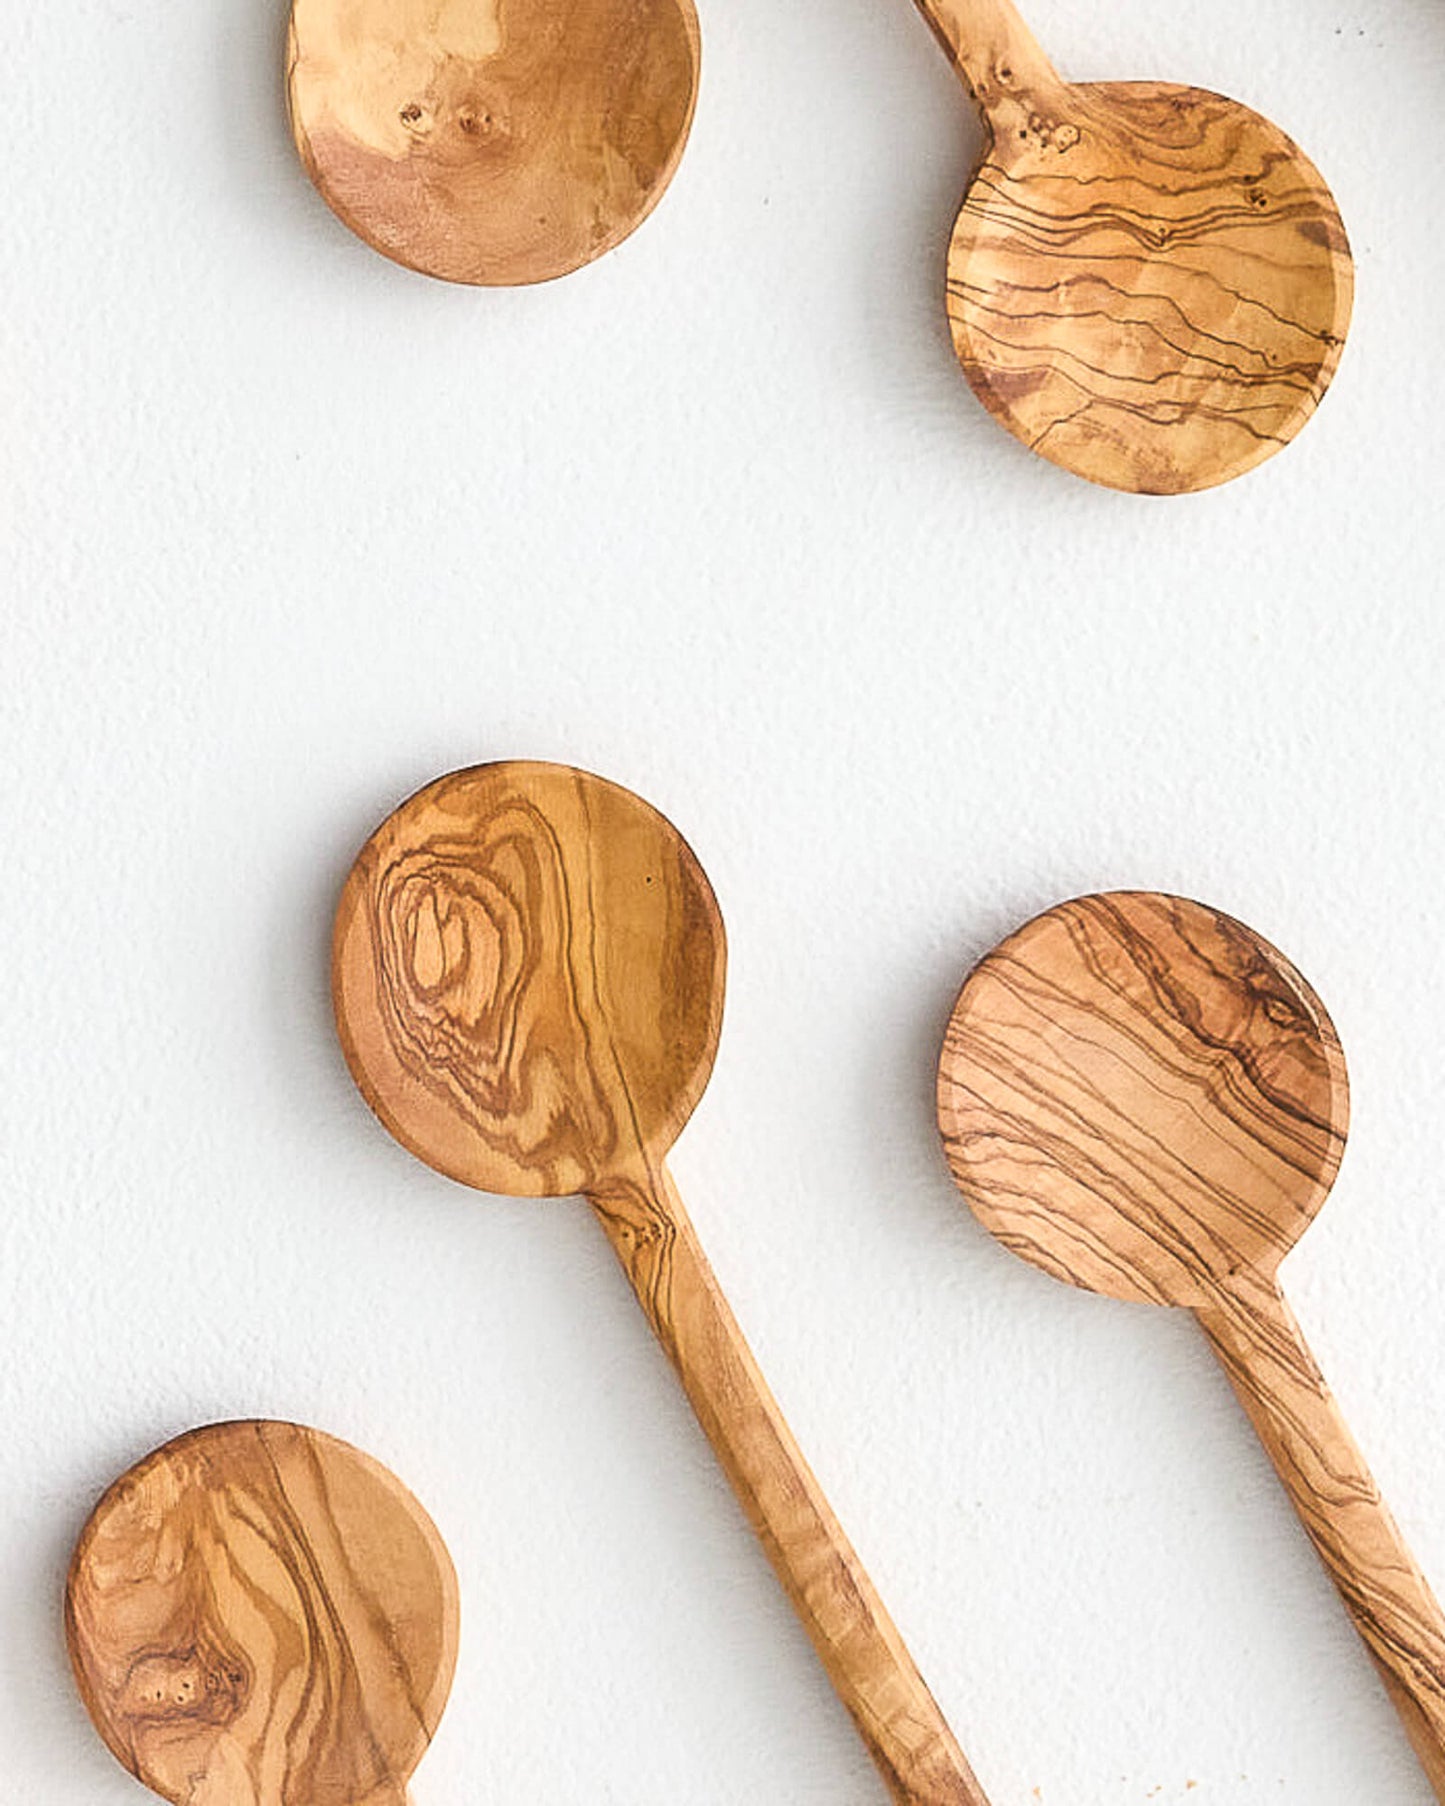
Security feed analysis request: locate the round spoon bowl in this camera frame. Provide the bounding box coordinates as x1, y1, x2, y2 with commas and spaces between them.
936, 891, 1350, 1306
333, 762, 993, 1805
935, 891, 1445, 1789
288, 0, 702, 286
333, 760, 725, 1198
66, 1421, 458, 1806
947, 82, 1353, 493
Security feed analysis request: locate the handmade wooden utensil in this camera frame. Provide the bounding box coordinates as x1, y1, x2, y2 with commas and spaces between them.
909, 0, 1353, 492
936, 891, 1445, 1794
287, 0, 700, 286
333, 759, 988, 1805
66, 1420, 458, 1806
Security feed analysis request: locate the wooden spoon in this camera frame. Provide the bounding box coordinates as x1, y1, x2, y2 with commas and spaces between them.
333, 760, 989, 1805
287, 0, 700, 286
936, 891, 1445, 1794
66, 1420, 458, 1806
910, 0, 1353, 491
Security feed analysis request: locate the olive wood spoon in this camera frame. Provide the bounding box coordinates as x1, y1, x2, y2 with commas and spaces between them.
936, 891, 1445, 1794
910, 0, 1353, 492
334, 760, 988, 1806
287, 0, 701, 286
66, 1420, 458, 1806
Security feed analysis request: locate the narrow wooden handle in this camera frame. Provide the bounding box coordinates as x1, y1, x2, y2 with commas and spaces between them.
906, 0, 1063, 125
1197, 1269, 1445, 1797
589, 1161, 989, 1806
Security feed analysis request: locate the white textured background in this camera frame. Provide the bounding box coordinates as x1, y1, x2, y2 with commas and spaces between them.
3, 0, 1444, 1800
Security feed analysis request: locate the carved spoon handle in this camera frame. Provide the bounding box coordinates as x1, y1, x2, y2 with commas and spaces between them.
589, 1160, 989, 1806
1198, 1267, 1445, 1798
906, 0, 1065, 122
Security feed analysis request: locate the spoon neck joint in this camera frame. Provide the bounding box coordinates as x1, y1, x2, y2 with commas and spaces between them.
1194, 1260, 1289, 1326
587, 1158, 696, 1331
914, 0, 1065, 121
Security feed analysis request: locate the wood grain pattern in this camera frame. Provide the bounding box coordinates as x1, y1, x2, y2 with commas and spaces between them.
912, 0, 1352, 492
287, 0, 701, 286
938, 891, 1348, 1308
1200, 1269, 1445, 1797
333, 760, 724, 1199
937, 892, 1445, 1795
334, 760, 991, 1806
66, 1421, 458, 1806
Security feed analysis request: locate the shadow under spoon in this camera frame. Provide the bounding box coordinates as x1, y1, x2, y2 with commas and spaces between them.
937, 890, 1445, 1795
333, 758, 990, 1806
908, 0, 1353, 492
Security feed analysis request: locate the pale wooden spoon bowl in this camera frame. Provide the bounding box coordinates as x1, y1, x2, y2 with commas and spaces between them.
912, 0, 1353, 491
66, 1421, 458, 1806
937, 892, 1445, 1795
288, 0, 701, 286
334, 760, 991, 1806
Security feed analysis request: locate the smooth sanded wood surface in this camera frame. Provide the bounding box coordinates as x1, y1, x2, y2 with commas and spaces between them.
66, 1421, 458, 1806
287, 0, 700, 286
333, 760, 724, 1197
334, 761, 991, 1806
911, 0, 1353, 492
938, 890, 1349, 1308
937, 892, 1445, 1796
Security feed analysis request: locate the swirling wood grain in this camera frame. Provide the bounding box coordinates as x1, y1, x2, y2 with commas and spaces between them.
912, 0, 1352, 491
66, 1421, 458, 1806
334, 761, 993, 1805
333, 762, 724, 1198
938, 893, 1445, 1796
287, 0, 700, 285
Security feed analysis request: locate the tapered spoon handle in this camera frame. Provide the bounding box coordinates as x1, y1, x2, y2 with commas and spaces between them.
906, 0, 1063, 120
589, 1161, 989, 1806
1198, 1269, 1445, 1797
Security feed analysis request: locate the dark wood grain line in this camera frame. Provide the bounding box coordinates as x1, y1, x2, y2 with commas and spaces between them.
67, 1422, 458, 1806
1199, 1274, 1445, 1795
937, 892, 1445, 1796
334, 762, 991, 1806
939, 74, 1352, 490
